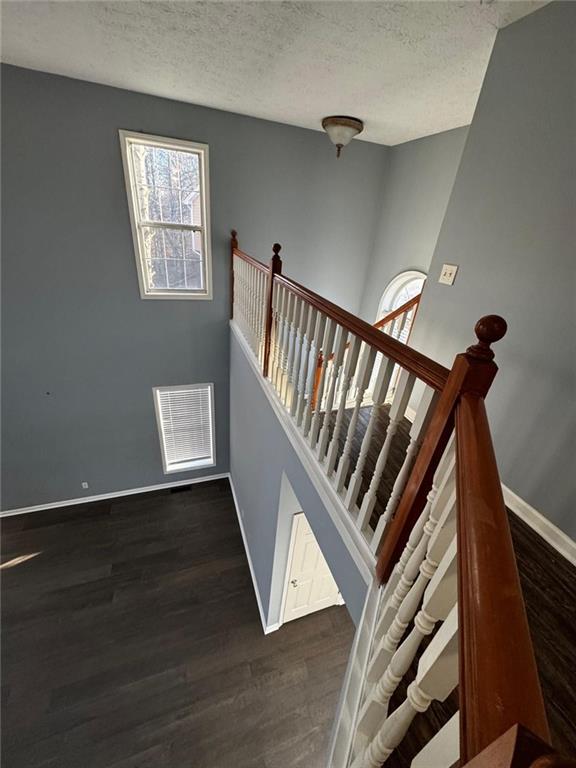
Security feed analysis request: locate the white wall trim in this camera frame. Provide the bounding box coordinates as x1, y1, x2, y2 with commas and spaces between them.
0, 473, 230, 518
231, 320, 375, 586
503, 484, 576, 567
227, 474, 281, 635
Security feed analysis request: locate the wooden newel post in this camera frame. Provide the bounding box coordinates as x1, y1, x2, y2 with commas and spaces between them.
230, 229, 239, 319
263, 243, 282, 378
375, 314, 507, 583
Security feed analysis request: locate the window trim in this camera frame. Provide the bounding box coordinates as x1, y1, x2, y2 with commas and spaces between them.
119, 129, 213, 300
153, 383, 217, 474
376, 270, 426, 320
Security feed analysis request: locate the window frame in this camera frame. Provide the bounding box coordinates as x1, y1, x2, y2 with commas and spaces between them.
376, 270, 427, 320
119, 129, 213, 300
153, 383, 216, 474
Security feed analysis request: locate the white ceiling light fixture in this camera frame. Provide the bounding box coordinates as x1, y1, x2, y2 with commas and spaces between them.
322, 116, 364, 157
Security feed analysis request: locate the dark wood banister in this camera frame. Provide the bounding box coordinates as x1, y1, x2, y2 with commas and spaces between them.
373, 292, 421, 330
457, 389, 550, 762
230, 232, 571, 768
274, 273, 448, 391
231, 232, 447, 390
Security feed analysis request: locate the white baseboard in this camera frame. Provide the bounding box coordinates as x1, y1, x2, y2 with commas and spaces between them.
227, 475, 281, 635
0, 473, 230, 518
503, 484, 576, 567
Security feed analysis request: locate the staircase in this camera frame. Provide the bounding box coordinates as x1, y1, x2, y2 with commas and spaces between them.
229, 231, 575, 768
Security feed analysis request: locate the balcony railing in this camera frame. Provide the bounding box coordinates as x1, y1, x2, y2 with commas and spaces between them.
229, 231, 573, 768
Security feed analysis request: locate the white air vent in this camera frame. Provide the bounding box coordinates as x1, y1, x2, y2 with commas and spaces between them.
153, 384, 215, 473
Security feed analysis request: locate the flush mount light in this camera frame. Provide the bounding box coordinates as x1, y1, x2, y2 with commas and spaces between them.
322, 116, 364, 158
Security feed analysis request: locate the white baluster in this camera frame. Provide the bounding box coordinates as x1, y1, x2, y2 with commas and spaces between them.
288, 299, 309, 414
281, 294, 301, 406
335, 344, 377, 492
325, 335, 362, 476
275, 289, 293, 396
352, 605, 458, 768
306, 317, 335, 442
374, 442, 456, 641
371, 386, 439, 553
356, 537, 457, 738
295, 306, 319, 426
316, 325, 348, 460
366, 485, 456, 684
268, 281, 281, 381
357, 369, 416, 531
300, 311, 327, 435
411, 712, 459, 768
346, 355, 396, 514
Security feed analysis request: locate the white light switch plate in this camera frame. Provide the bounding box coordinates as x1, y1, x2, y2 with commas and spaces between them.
439, 264, 458, 285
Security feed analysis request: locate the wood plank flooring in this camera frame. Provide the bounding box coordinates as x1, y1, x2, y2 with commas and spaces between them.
1, 479, 355, 768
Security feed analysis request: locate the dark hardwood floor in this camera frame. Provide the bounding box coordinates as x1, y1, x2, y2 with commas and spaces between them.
1, 479, 355, 768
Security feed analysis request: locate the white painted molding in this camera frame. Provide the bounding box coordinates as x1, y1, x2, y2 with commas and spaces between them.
0, 473, 230, 518
503, 484, 576, 567
231, 320, 375, 586
227, 474, 281, 635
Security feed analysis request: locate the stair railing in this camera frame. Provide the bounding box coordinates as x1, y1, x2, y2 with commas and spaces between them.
229, 231, 573, 768
231, 231, 448, 558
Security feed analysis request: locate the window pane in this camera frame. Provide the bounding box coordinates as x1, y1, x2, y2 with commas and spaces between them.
130, 143, 202, 226
141, 226, 204, 291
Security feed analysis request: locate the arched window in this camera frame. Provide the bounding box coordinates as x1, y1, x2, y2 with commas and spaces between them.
376, 270, 426, 321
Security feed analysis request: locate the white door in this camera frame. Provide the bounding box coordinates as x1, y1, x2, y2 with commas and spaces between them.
282, 513, 342, 623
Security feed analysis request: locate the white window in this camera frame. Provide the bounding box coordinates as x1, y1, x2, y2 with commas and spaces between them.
377, 270, 426, 319
153, 384, 216, 473
120, 130, 212, 299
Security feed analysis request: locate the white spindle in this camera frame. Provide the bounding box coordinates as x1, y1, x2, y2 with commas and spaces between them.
355, 537, 457, 742
300, 311, 328, 435
288, 300, 309, 415
370, 385, 438, 553
335, 344, 378, 492
306, 317, 336, 443
276, 289, 294, 399
295, 306, 320, 426
282, 294, 301, 406
351, 605, 458, 768
345, 355, 396, 513
356, 368, 416, 532
325, 335, 362, 476
410, 712, 459, 768
374, 442, 456, 641
316, 325, 348, 460
366, 484, 456, 685
269, 281, 282, 381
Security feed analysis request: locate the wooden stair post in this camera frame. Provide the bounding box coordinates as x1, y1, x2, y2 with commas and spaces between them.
375, 315, 508, 582
263, 242, 282, 378
230, 229, 238, 319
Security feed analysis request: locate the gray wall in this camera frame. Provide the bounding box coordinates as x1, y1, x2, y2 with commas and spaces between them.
360, 126, 468, 322
410, 2, 576, 536
1, 64, 387, 509
229, 330, 368, 625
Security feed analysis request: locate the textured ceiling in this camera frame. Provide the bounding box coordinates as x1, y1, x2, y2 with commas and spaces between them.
0, 0, 548, 145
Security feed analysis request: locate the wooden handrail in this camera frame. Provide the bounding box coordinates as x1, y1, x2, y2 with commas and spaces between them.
373, 292, 421, 330
232, 246, 270, 273
230, 231, 565, 766
375, 315, 507, 582
274, 273, 449, 391
456, 390, 550, 762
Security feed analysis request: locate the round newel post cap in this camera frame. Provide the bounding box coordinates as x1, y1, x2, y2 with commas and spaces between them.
272, 243, 282, 256
467, 315, 507, 360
